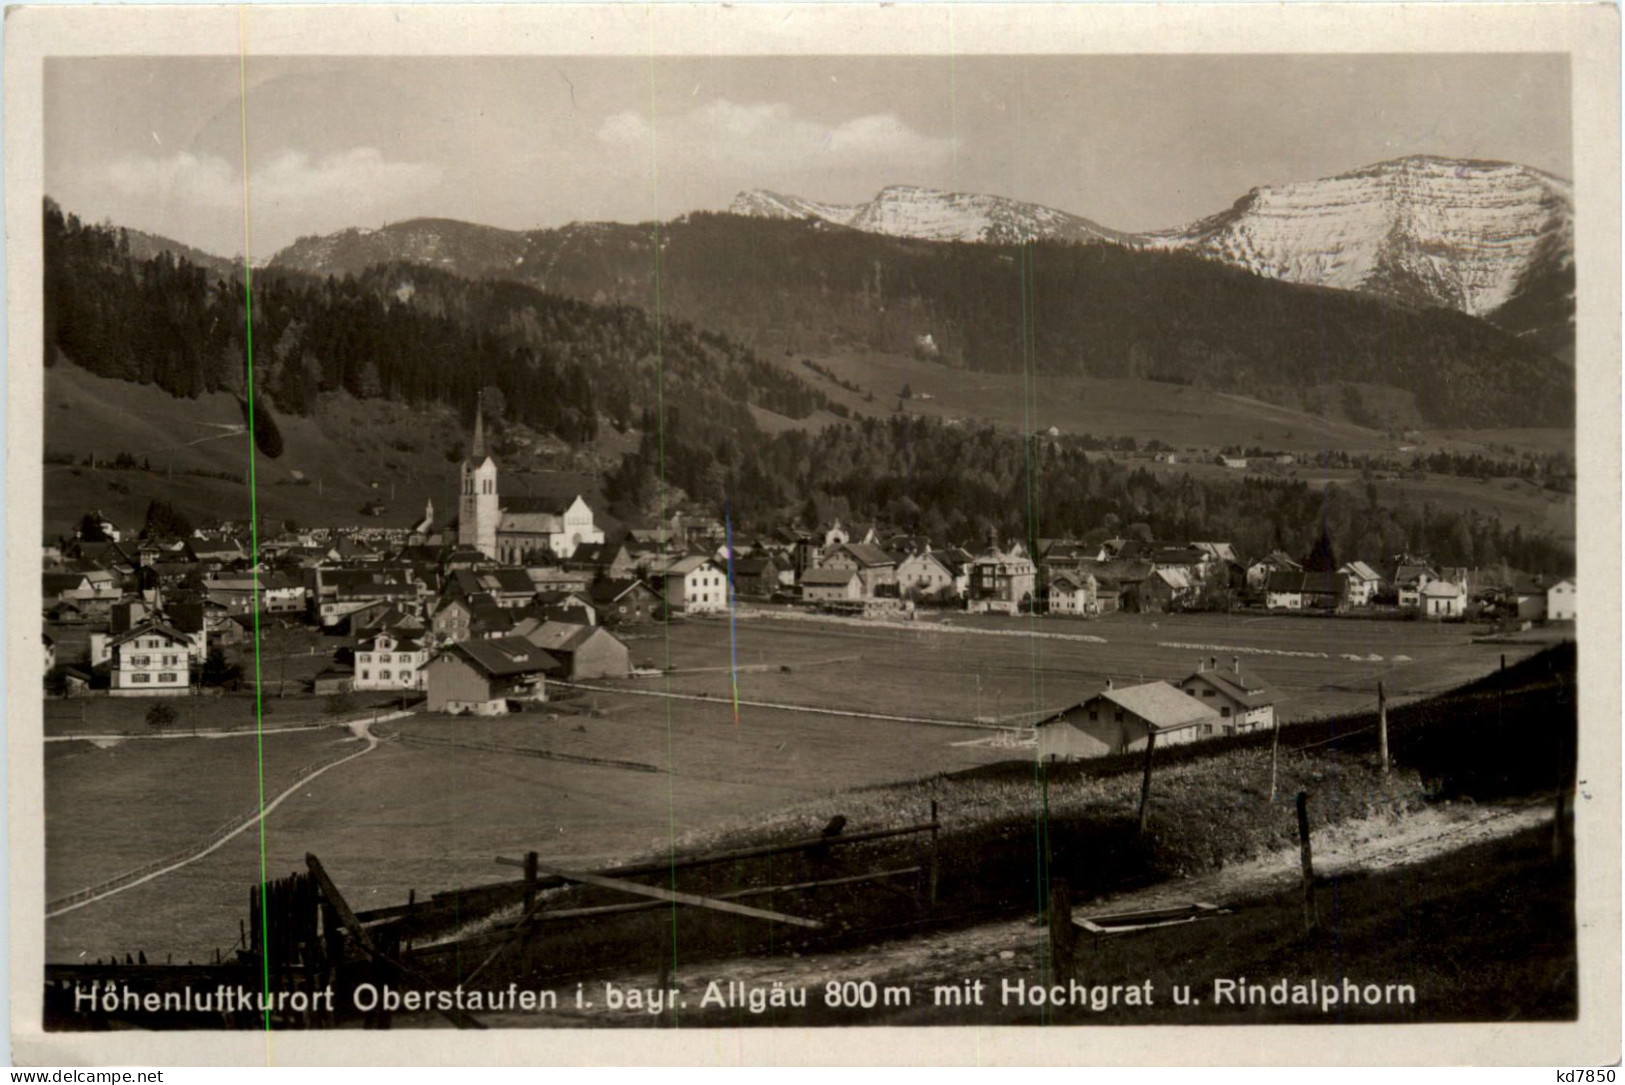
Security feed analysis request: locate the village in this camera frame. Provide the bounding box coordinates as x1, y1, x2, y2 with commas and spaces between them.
42, 402, 1578, 759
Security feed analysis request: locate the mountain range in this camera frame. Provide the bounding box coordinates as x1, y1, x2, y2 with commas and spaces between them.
727, 156, 1573, 353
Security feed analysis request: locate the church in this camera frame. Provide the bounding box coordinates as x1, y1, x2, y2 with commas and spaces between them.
458, 402, 605, 564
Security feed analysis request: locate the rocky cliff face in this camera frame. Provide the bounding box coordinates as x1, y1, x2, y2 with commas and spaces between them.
1144, 155, 1574, 322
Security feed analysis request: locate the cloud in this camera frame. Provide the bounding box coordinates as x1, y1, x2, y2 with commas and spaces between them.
101, 147, 443, 248
596, 98, 956, 178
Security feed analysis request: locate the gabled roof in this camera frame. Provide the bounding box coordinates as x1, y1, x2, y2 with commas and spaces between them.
43, 572, 91, 594
1253, 550, 1301, 570
1048, 570, 1096, 591
489, 568, 537, 594
832, 542, 895, 568
589, 578, 660, 604
1265, 570, 1305, 593
661, 555, 715, 577
731, 556, 777, 578
442, 636, 561, 678
1042, 680, 1220, 733
1420, 579, 1465, 597
519, 620, 605, 654
107, 619, 192, 649
802, 566, 861, 586
1394, 564, 1436, 584
1183, 668, 1275, 708
1154, 568, 1191, 590
1301, 571, 1348, 595
1340, 561, 1381, 582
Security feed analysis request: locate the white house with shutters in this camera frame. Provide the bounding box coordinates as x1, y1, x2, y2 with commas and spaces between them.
354, 630, 428, 691
108, 620, 193, 696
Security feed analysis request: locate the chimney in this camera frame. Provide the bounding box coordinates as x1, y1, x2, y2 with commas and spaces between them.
1197, 657, 1206, 673
1233, 656, 1241, 675
1105, 677, 1114, 690
1209, 656, 1217, 671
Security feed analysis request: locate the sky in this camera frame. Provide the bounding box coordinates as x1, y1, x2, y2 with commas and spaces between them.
45, 54, 1572, 259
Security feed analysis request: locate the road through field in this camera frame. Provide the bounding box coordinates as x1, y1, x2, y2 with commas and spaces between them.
45, 715, 397, 918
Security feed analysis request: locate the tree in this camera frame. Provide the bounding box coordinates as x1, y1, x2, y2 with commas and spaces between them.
324, 691, 356, 716
1303, 527, 1338, 572
145, 703, 177, 731
142, 499, 193, 540
201, 646, 242, 689
900, 383, 913, 400
77, 512, 108, 542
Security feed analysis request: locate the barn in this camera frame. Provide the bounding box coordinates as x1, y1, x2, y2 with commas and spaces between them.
1036, 680, 1222, 761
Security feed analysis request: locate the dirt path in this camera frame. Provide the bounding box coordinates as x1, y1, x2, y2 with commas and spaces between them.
489, 797, 1552, 1026
44, 715, 405, 918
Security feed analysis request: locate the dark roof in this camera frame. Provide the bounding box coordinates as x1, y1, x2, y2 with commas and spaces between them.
588, 578, 659, 604
802, 567, 860, 586
445, 636, 561, 678
500, 495, 561, 515
1301, 571, 1348, 595
1265, 570, 1304, 593
834, 543, 894, 567
489, 568, 537, 594
107, 619, 192, 649
731, 556, 777, 577
43, 572, 91, 594
1183, 668, 1275, 708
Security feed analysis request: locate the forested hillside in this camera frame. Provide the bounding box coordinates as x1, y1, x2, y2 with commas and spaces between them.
272, 212, 1574, 428
44, 201, 830, 456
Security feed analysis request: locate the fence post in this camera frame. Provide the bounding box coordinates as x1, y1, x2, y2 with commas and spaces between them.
1137, 732, 1158, 834
1268, 715, 1281, 803
1377, 680, 1389, 775
1296, 791, 1318, 933
523, 852, 539, 913
1047, 878, 1075, 982
928, 800, 940, 907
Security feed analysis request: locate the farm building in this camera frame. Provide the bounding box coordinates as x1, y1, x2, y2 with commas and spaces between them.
729, 555, 783, 597
1546, 579, 1577, 622
588, 578, 663, 626
1035, 680, 1221, 761
802, 566, 863, 603
897, 548, 971, 599
1246, 551, 1301, 592
518, 620, 631, 680
354, 631, 428, 692
424, 636, 561, 715
107, 620, 193, 696
1393, 564, 1437, 609
311, 668, 355, 696
817, 543, 898, 596
1176, 657, 1275, 733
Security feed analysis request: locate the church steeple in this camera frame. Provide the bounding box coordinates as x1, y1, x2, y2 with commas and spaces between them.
470, 393, 487, 461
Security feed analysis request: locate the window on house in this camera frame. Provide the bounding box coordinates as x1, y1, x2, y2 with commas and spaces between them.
361, 671, 370, 680
1221, 707, 1232, 718
1114, 710, 1124, 722
1088, 710, 1098, 722
1202, 689, 1215, 697
380, 670, 391, 680
1186, 688, 1195, 696
159, 673, 176, 683
133, 673, 151, 683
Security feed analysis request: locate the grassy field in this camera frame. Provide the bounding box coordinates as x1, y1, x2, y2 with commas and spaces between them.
610, 609, 1556, 724
42, 362, 620, 537
42, 608, 1560, 964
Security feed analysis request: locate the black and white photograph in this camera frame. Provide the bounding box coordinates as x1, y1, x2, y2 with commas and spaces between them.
6, 2, 1619, 1067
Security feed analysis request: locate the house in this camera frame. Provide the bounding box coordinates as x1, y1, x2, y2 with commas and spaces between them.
107, 620, 193, 696
658, 556, 729, 614
424, 636, 560, 715
1035, 680, 1222, 761
729, 555, 782, 597
1246, 551, 1301, 592
532, 590, 598, 625
354, 631, 428, 692
1393, 564, 1437, 609
1045, 570, 1098, 616
968, 545, 1037, 614
817, 543, 898, 597
588, 579, 663, 626
517, 620, 631, 680
896, 549, 970, 600
1177, 657, 1276, 733
801, 566, 863, 603
1546, 579, 1576, 621
563, 541, 636, 581
1338, 561, 1382, 606
1300, 571, 1349, 611
1419, 579, 1467, 619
